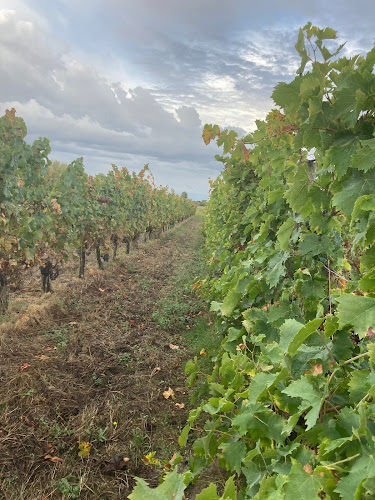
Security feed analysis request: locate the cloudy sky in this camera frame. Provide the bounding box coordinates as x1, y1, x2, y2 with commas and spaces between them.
0, 1, 374, 199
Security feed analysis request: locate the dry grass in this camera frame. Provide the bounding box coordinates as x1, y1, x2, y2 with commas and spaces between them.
0, 217, 206, 499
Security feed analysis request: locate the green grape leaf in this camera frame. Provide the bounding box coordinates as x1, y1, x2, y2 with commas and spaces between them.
351, 138, 375, 172
282, 376, 324, 430
128, 469, 187, 500
220, 440, 247, 475
221, 290, 241, 317
299, 234, 333, 257
279, 319, 304, 352
334, 451, 375, 500
332, 170, 375, 219
195, 484, 219, 500
336, 295, 375, 337
283, 459, 321, 500
266, 252, 289, 288
288, 318, 323, 355
284, 164, 310, 212
277, 218, 295, 251
272, 78, 302, 116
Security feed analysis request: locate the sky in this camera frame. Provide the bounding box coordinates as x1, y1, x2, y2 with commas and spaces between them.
0, 1, 374, 199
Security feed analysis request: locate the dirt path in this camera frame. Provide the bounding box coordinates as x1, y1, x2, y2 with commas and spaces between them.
0, 215, 208, 499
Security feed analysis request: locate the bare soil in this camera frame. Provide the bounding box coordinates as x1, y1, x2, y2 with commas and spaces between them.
0, 216, 207, 499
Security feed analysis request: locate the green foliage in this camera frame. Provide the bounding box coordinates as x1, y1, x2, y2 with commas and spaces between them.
150, 23, 375, 500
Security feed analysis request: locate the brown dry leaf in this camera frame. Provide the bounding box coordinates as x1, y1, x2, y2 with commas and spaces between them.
366, 327, 375, 339
35, 355, 49, 360
338, 277, 347, 289
303, 463, 313, 474
236, 343, 246, 351
20, 363, 31, 371
20, 315, 30, 321
98, 287, 106, 292
44, 443, 55, 454
69, 321, 78, 325
311, 363, 323, 376
123, 293, 129, 298
163, 387, 175, 400
169, 343, 180, 350
44, 454, 63, 463
175, 403, 185, 409
88, 269, 95, 275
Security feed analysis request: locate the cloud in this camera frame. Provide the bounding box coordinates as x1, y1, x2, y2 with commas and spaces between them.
1, 0, 374, 199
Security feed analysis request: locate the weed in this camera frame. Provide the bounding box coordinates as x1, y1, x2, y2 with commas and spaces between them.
92, 372, 106, 386
39, 417, 75, 440
44, 325, 69, 351
119, 352, 132, 365
132, 427, 146, 450
137, 276, 151, 290
127, 262, 137, 274
20, 388, 37, 398
96, 426, 108, 443
57, 476, 80, 499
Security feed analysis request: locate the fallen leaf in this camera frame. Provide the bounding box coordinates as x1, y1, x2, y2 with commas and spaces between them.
175, 403, 185, 409
303, 463, 313, 474
163, 387, 175, 400
69, 321, 78, 325
200, 348, 206, 356
44, 454, 63, 463
20, 315, 30, 321
98, 287, 106, 292
169, 343, 180, 350
20, 363, 31, 371
35, 355, 49, 360
123, 293, 129, 298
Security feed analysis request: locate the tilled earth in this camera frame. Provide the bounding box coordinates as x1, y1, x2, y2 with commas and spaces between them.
0, 216, 206, 499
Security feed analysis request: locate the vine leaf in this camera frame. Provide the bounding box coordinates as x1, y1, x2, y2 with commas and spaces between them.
128, 469, 187, 500
334, 450, 375, 500
282, 376, 324, 430
336, 295, 375, 337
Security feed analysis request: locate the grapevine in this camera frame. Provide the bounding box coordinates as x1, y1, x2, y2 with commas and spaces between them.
131, 23, 375, 500
0, 112, 195, 312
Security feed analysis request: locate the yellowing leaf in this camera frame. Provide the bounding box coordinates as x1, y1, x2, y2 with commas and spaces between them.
200, 348, 207, 356
78, 441, 91, 458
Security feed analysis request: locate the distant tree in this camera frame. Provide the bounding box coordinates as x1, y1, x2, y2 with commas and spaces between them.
181, 191, 188, 199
